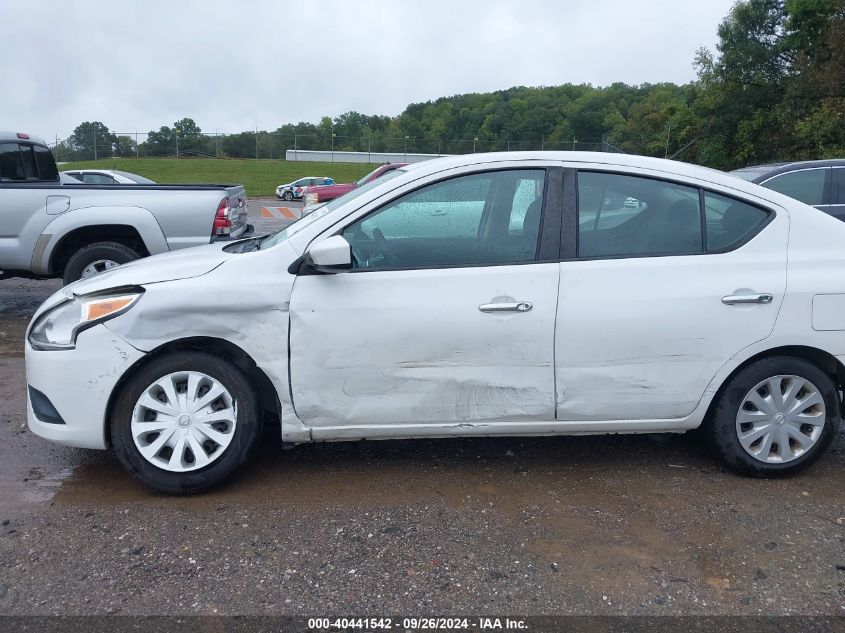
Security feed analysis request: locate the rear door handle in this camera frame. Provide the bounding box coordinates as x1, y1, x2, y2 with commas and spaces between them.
479, 301, 533, 313
721, 293, 773, 305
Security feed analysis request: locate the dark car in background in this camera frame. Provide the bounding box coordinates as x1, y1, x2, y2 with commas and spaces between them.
731, 159, 845, 221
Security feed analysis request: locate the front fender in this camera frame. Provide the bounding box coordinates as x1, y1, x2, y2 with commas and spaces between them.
33, 206, 169, 275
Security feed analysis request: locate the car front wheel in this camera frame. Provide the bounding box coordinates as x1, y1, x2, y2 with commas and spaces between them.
110, 352, 263, 494
282, 190, 293, 201
708, 356, 840, 476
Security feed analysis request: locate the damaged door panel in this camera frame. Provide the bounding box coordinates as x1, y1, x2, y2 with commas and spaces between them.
289, 264, 559, 427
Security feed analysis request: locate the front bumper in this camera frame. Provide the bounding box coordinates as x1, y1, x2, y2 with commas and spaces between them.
25, 324, 146, 449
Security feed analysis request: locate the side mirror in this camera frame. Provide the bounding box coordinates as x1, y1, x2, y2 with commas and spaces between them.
305, 235, 352, 273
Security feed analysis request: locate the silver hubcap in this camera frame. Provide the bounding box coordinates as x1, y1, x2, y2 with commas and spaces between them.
736, 374, 826, 464
131, 371, 237, 472
81, 259, 120, 278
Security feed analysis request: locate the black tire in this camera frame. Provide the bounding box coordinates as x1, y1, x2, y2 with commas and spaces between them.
62, 241, 141, 285
110, 352, 263, 494
707, 356, 840, 476
282, 190, 294, 201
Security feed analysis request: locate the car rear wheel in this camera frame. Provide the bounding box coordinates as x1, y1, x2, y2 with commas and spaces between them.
63, 241, 140, 284
110, 352, 263, 494
708, 356, 840, 476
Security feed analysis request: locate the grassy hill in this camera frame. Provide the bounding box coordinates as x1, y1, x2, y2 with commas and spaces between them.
58, 158, 381, 197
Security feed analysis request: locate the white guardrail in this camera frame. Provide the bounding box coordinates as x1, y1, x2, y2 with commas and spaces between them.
285, 149, 447, 164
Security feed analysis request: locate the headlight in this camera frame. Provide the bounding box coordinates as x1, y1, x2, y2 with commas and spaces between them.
304, 193, 318, 205
28, 291, 143, 350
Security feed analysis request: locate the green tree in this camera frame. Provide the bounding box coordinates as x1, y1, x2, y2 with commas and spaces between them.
69, 121, 116, 160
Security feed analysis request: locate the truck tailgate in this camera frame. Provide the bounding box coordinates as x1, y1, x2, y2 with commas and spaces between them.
226, 185, 248, 235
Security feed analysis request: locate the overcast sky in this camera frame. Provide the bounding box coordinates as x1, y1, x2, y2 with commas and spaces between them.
3, 0, 736, 141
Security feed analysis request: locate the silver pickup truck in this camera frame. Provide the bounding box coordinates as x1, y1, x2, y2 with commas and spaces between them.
0, 131, 252, 283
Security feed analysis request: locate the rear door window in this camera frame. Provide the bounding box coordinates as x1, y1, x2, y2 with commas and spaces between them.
577, 172, 703, 258
763, 168, 828, 205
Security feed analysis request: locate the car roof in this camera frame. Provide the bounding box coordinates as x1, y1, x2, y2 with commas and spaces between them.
393, 151, 815, 209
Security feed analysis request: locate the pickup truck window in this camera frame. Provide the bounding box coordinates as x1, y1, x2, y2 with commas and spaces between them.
0, 143, 58, 182
0, 143, 26, 181
19, 145, 37, 179
33, 145, 59, 181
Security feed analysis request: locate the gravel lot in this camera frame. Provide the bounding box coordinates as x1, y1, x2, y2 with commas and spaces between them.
0, 215, 843, 616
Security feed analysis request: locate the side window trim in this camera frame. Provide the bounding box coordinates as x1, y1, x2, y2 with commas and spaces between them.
570, 169, 774, 261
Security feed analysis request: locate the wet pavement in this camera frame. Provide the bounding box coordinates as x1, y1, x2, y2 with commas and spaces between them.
0, 235, 844, 615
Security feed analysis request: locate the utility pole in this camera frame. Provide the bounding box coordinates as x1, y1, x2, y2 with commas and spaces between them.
332, 132, 336, 162
215, 130, 219, 158
404, 135, 409, 161
540, 135, 544, 151
135, 131, 139, 158
176, 136, 179, 158
255, 127, 259, 160
294, 133, 298, 161
368, 135, 371, 162
664, 124, 672, 159
473, 137, 478, 153
93, 131, 97, 161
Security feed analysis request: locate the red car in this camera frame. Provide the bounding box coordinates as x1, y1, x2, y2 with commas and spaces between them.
301, 162, 408, 206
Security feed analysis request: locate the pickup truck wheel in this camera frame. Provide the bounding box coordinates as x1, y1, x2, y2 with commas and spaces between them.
110, 352, 263, 495
63, 241, 141, 284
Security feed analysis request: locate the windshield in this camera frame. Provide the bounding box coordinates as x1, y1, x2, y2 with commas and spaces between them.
356, 165, 385, 187
259, 168, 406, 250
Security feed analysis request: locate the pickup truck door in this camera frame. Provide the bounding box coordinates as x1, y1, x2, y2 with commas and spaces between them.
0, 142, 62, 270
288, 167, 563, 431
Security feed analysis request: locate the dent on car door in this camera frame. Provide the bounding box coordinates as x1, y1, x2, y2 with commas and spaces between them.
556, 171, 786, 422
288, 168, 562, 429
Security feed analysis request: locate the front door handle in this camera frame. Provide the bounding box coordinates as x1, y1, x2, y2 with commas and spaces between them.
721, 293, 773, 305
478, 301, 533, 313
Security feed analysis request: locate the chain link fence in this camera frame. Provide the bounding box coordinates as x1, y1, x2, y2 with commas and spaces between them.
50, 131, 624, 163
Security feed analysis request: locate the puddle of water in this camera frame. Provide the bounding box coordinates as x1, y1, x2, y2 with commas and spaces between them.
19, 467, 76, 503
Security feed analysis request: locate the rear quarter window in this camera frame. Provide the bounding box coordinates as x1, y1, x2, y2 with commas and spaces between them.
704, 192, 770, 252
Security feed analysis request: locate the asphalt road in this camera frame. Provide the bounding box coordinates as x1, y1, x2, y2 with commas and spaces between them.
0, 215, 843, 616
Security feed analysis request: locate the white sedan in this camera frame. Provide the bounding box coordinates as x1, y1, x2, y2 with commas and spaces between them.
61, 169, 155, 184
25, 152, 844, 493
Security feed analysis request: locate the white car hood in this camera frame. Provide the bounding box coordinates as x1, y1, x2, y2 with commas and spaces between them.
63, 243, 231, 298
